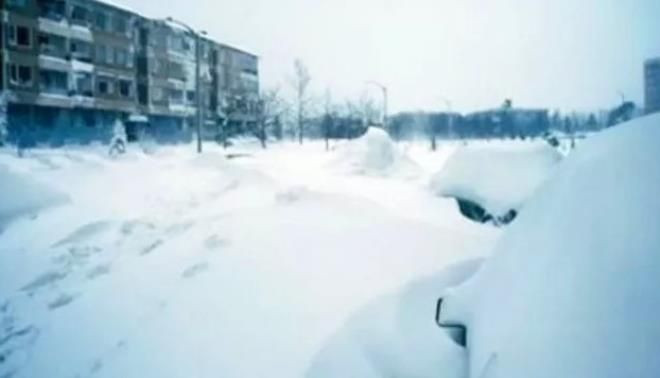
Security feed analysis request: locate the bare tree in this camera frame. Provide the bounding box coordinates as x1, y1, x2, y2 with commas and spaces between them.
219, 96, 240, 149
254, 87, 287, 149
290, 59, 311, 145
357, 91, 381, 127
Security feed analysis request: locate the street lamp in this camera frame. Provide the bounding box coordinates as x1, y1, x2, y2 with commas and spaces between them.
366, 81, 388, 130
164, 17, 206, 153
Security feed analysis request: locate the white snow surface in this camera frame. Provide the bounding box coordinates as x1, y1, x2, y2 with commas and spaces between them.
439, 113, 660, 378
0, 165, 69, 229
306, 258, 483, 378
0, 140, 499, 378
431, 141, 562, 216
331, 127, 421, 177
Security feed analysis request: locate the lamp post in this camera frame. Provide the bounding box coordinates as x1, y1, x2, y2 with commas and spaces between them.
164, 17, 206, 153
366, 81, 388, 130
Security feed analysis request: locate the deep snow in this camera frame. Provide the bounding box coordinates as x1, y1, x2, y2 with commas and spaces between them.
0, 136, 499, 378
306, 258, 483, 378
0, 165, 69, 229
439, 113, 660, 378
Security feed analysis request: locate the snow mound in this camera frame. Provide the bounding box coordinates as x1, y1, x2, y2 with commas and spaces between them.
439, 113, 660, 378
0, 165, 69, 228
431, 142, 562, 218
332, 128, 420, 177
307, 259, 483, 378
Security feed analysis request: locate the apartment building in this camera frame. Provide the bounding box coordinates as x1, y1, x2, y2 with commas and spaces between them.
645, 58, 660, 115
1, 0, 259, 145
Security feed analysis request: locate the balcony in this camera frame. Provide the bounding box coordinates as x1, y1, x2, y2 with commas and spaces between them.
39, 69, 69, 96
37, 0, 67, 22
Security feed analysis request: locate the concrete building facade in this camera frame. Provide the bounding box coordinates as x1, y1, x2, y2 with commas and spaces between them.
645, 58, 660, 115
1, 0, 259, 145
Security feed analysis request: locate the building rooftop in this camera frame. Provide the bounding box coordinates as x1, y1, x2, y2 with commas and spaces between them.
645, 57, 660, 66
91, 0, 258, 59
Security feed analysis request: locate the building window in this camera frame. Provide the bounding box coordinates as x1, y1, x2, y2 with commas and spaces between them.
114, 48, 128, 67
112, 15, 128, 34
97, 76, 115, 95
39, 69, 68, 94
168, 61, 185, 80
38, 0, 67, 20
38, 33, 67, 56
96, 45, 107, 64
110, 48, 134, 68
169, 89, 184, 104
126, 50, 135, 69
187, 90, 196, 103
8, 25, 32, 48
9, 64, 33, 87
70, 39, 93, 62
118, 79, 133, 98
71, 5, 90, 26
152, 87, 167, 102
95, 10, 109, 30
7, 0, 28, 8
74, 72, 93, 97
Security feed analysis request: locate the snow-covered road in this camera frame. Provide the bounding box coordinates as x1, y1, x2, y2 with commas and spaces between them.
0, 139, 499, 377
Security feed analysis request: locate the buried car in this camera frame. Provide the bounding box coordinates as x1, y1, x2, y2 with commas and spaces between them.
431, 141, 562, 226
435, 114, 660, 378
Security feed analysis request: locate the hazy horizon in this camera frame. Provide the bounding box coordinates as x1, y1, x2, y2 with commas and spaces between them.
113, 0, 660, 114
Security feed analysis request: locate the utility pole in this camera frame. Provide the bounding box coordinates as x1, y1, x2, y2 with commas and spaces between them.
164, 17, 206, 153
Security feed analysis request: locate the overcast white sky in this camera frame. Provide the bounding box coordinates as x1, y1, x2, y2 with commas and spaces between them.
116, 0, 660, 113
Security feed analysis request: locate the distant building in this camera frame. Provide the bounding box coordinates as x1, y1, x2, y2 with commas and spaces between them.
462, 108, 549, 139
645, 58, 660, 115
1, 0, 259, 145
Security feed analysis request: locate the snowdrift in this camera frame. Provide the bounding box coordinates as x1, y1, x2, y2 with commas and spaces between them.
331, 128, 420, 177
430, 142, 562, 223
0, 165, 69, 228
438, 114, 660, 378
307, 259, 483, 378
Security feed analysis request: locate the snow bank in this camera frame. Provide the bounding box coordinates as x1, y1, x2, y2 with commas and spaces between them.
439, 114, 660, 378
0, 165, 69, 228
307, 259, 483, 378
332, 128, 420, 177
430, 142, 562, 218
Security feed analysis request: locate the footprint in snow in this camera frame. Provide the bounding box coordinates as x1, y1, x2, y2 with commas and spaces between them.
90, 359, 103, 374
140, 240, 164, 256
87, 264, 111, 280
204, 235, 229, 251
20, 271, 67, 293
182, 263, 210, 279
52, 246, 103, 269
120, 219, 156, 236
52, 221, 114, 247
48, 293, 76, 311
165, 221, 195, 237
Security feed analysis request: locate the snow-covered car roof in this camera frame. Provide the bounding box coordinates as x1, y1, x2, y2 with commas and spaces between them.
431, 141, 562, 217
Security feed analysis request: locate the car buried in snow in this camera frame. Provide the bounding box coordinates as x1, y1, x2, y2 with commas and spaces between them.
433, 114, 660, 378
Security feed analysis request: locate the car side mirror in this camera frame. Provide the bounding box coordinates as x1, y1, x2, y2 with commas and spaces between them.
436, 297, 467, 347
